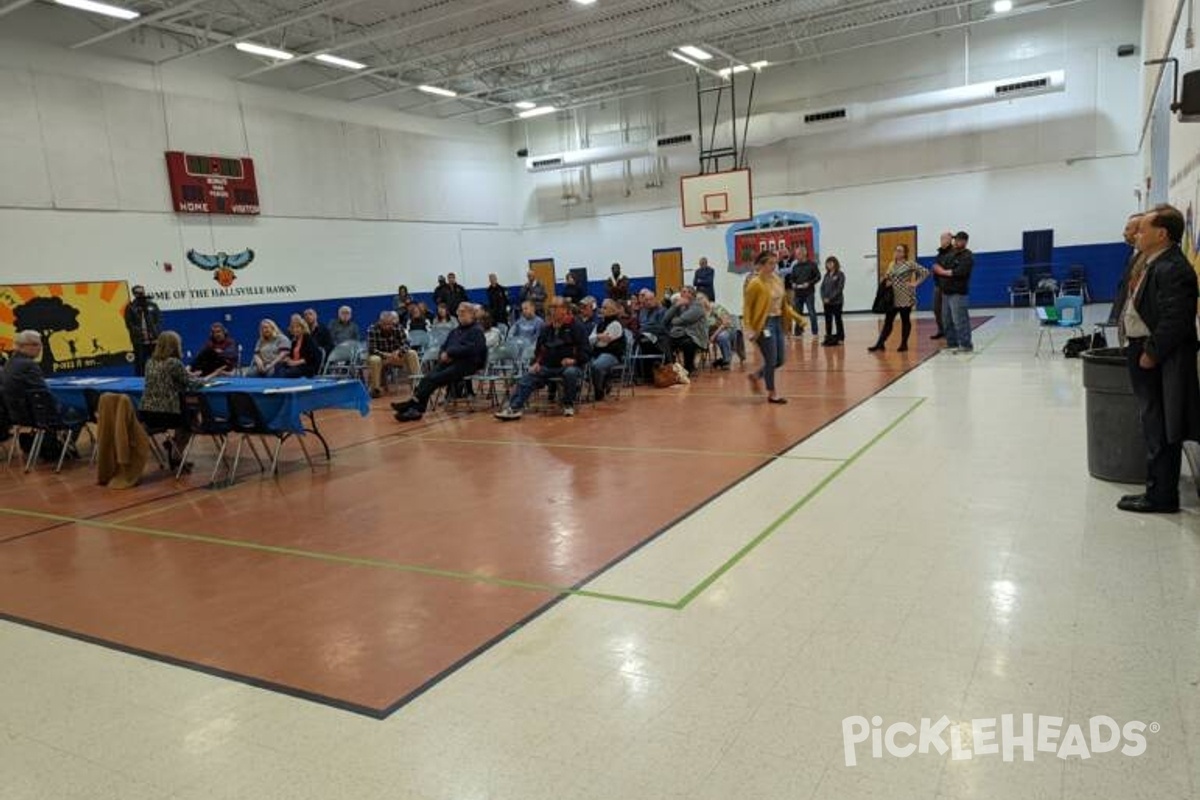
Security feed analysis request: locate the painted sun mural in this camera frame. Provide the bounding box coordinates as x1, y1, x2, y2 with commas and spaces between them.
0, 282, 134, 373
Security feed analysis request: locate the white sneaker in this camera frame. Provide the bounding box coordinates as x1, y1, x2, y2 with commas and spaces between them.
563, 406, 576, 417
494, 406, 523, 421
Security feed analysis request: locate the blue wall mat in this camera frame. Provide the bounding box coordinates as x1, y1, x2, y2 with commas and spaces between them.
60, 278, 658, 375
913, 241, 1128, 310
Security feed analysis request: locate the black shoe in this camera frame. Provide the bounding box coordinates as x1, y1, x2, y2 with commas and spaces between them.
1117, 494, 1179, 513
395, 407, 424, 422
391, 399, 414, 412
931, 332, 945, 340
868, 344, 885, 352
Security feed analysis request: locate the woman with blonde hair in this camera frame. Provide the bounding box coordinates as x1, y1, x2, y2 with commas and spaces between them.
279, 313, 321, 378
869, 243, 929, 353
139, 330, 202, 470
742, 250, 808, 404
248, 318, 290, 376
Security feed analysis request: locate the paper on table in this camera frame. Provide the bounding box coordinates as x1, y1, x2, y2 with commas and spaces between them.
62, 378, 121, 385
262, 385, 314, 394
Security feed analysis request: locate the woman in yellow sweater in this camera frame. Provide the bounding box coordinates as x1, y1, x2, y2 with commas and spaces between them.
743, 250, 808, 404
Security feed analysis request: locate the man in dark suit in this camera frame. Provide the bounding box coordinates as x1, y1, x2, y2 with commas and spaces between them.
1118, 205, 1200, 513
1109, 212, 1144, 335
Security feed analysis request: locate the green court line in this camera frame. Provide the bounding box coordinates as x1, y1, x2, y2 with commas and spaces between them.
0, 396, 926, 612
415, 436, 847, 463
671, 396, 927, 609
0, 507, 676, 609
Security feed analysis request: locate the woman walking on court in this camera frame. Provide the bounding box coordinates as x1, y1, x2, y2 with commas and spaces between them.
821, 256, 846, 346
869, 244, 930, 353
743, 250, 808, 404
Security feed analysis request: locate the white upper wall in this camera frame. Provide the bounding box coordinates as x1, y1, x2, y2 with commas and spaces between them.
515, 0, 1143, 228
0, 25, 513, 225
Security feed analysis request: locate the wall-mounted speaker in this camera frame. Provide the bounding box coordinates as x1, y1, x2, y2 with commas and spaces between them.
1117, 44, 1136, 57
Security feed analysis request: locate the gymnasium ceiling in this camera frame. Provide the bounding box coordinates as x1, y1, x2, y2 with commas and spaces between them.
2, 0, 1095, 123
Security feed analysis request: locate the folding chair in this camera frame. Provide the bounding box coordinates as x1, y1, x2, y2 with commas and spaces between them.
176, 392, 234, 484
226, 391, 312, 480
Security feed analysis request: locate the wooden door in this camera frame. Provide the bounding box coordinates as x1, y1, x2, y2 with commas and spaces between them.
876, 227, 918, 280
652, 248, 684, 300
528, 258, 556, 301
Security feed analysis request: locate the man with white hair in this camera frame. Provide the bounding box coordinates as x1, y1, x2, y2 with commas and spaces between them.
394, 303, 487, 422
2, 331, 49, 425
328, 306, 360, 345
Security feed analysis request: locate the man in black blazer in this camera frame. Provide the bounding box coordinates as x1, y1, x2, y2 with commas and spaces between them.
1119, 205, 1200, 513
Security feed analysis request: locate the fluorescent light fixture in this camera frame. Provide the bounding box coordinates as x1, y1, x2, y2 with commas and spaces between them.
993, 0, 1013, 11
53, 0, 139, 20
418, 85, 458, 98
670, 51, 702, 68
571, 0, 597, 4
235, 41, 295, 60
718, 60, 770, 78
677, 45, 712, 61
315, 53, 366, 70
518, 106, 557, 119
514, 101, 538, 110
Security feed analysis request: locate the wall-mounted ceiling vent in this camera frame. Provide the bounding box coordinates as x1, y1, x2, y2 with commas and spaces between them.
994, 77, 1050, 96
656, 133, 694, 147
803, 108, 848, 124
530, 156, 564, 169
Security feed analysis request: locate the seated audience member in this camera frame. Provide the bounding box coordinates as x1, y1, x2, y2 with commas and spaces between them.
328, 306, 360, 345
495, 297, 588, 420
431, 303, 455, 332
304, 308, 334, 353
663, 286, 708, 373
589, 299, 626, 400
701, 294, 736, 369
393, 304, 487, 422
2, 331, 84, 456
279, 314, 322, 378
190, 323, 238, 378
562, 272, 585, 305
633, 288, 668, 380
139, 330, 203, 470
247, 319, 290, 377
509, 301, 545, 347
2, 331, 51, 424
577, 296, 599, 337
480, 310, 502, 349
393, 285, 412, 322
365, 310, 413, 398
407, 302, 429, 332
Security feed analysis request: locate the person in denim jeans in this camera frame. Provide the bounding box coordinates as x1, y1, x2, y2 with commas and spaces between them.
742, 251, 808, 404
495, 297, 588, 419
789, 244, 822, 337
933, 231, 975, 352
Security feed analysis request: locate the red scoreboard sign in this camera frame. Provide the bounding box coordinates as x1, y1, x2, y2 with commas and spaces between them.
165, 151, 260, 215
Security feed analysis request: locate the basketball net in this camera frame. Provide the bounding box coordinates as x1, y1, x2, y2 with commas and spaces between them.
703, 211, 724, 230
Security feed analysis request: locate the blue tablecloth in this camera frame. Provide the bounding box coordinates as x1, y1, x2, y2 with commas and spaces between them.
47, 376, 370, 433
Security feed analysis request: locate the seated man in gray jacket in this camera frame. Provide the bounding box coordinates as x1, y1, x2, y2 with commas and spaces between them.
663, 287, 709, 373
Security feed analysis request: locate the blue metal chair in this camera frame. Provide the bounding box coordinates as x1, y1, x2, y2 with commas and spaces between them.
1035, 295, 1084, 357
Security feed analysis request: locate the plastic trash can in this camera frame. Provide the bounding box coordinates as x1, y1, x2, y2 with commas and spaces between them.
1081, 347, 1145, 483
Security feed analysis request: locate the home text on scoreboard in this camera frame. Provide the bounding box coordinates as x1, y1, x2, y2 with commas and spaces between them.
165, 151, 260, 215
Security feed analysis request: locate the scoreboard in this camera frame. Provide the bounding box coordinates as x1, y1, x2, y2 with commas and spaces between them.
165, 151, 260, 215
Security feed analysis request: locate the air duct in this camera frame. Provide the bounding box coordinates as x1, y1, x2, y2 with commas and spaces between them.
524, 132, 696, 173
523, 70, 1065, 173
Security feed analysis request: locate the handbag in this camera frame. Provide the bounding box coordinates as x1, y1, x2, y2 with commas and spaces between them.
1063, 328, 1107, 358
652, 363, 679, 388
871, 280, 895, 314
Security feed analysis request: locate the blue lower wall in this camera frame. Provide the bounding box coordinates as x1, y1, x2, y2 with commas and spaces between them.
913, 242, 1128, 310
59, 244, 1126, 376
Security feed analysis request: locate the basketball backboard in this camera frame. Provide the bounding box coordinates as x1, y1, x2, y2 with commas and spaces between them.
680, 169, 752, 228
